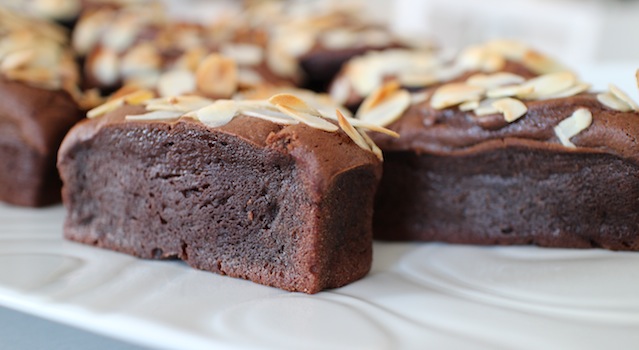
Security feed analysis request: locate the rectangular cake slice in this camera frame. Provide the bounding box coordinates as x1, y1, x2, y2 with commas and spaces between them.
58, 92, 384, 293
365, 69, 639, 251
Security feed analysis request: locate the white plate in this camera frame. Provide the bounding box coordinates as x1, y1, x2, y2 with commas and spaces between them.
3, 64, 639, 349
2, 202, 639, 350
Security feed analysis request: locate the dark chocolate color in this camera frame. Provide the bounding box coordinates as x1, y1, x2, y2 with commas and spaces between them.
0, 77, 83, 207
58, 106, 381, 293
372, 93, 639, 250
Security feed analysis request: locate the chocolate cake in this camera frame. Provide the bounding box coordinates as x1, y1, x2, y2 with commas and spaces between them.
365, 67, 639, 251
58, 91, 390, 293
330, 40, 563, 111
0, 7, 84, 207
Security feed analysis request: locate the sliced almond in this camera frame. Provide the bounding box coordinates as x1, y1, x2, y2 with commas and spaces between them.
145, 95, 214, 112
473, 100, 500, 116
0, 49, 34, 72
519, 71, 576, 99
357, 89, 411, 128
358, 81, 401, 116
466, 72, 525, 89
320, 29, 360, 50
125, 110, 182, 121
87, 89, 154, 118
492, 97, 528, 122
553, 108, 592, 148
220, 43, 264, 66
329, 76, 351, 105
398, 72, 439, 88
359, 128, 383, 161
336, 109, 371, 152
597, 92, 632, 112
195, 53, 238, 98
275, 104, 338, 132
609, 84, 639, 111
543, 82, 591, 99
120, 43, 161, 78
103, 15, 142, 53
237, 68, 264, 88
158, 70, 196, 98
92, 48, 120, 86
410, 91, 429, 105
195, 100, 238, 127
486, 84, 534, 99
239, 105, 298, 125
72, 9, 113, 55
522, 50, 565, 75
431, 83, 485, 109
459, 100, 480, 111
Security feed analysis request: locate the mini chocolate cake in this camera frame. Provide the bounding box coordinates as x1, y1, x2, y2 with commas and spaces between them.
58, 92, 388, 293
363, 69, 639, 251
0, 7, 83, 207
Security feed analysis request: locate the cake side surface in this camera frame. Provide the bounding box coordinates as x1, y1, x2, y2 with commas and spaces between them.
58, 103, 381, 293
374, 142, 639, 250
0, 78, 83, 206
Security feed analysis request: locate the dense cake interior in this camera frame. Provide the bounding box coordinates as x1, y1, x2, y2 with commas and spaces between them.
375, 143, 639, 250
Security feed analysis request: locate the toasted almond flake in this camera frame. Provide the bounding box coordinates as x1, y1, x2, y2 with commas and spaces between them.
120, 43, 161, 78
321, 29, 360, 50
466, 72, 525, 89
431, 83, 485, 109
158, 70, 196, 97
239, 106, 298, 125
125, 110, 182, 121
276, 104, 339, 132
553, 108, 592, 148
519, 71, 576, 99
609, 84, 639, 111
72, 10, 113, 55
459, 100, 480, 111
270, 93, 309, 110
195, 53, 238, 98
597, 92, 632, 112
4, 67, 59, 89
237, 68, 264, 88
486, 84, 534, 99
410, 91, 429, 105
92, 48, 119, 86
266, 42, 298, 78
337, 109, 371, 152
103, 15, 142, 53
0, 49, 34, 72
522, 50, 565, 75
196, 100, 238, 127
146, 95, 214, 112
398, 72, 439, 88
357, 89, 411, 127
492, 97, 527, 122
86, 89, 154, 119
457, 46, 506, 72
543, 82, 591, 99
329, 76, 350, 105
220, 43, 264, 66
359, 128, 383, 161
474, 104, 499, 116
484, 40, 527, 60
173, 47, 207, 72
358, 81, 401, 116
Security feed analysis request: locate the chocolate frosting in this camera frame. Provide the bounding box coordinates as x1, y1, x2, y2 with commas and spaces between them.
60, 104, 381, 198
373, 93, 639, 165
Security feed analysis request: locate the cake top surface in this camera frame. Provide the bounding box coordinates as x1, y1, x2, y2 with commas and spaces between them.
365, 69, 639, 164
330, 40, 562, 107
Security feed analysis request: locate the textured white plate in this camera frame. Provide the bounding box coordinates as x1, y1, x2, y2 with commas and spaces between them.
3, 64, 639, 349
2, 203, 639, 350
